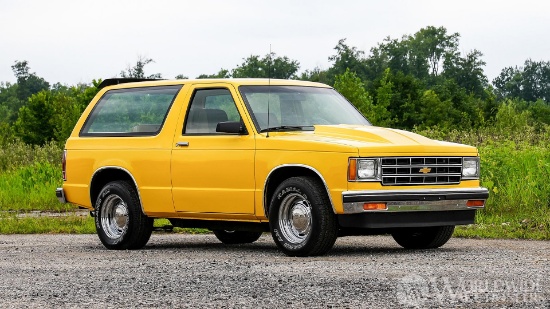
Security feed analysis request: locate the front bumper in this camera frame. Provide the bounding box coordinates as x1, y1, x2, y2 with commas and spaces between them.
338, 187, 488, 229
56, 187, 67, 204
342, 187, 489, 214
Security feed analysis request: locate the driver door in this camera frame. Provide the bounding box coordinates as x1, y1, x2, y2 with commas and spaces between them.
170, 84, 256, 215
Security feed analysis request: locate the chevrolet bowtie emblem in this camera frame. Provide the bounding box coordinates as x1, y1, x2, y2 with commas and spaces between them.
419, 167, 431, 174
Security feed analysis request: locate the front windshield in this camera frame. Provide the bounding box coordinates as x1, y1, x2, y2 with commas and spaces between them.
239, 86, 371, 132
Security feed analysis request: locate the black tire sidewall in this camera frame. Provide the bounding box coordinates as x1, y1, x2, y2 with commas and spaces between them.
94, 181, 139, 249
269, 178, 327, 255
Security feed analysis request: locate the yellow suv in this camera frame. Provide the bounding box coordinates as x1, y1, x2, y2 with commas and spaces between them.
56, 78, 488, 256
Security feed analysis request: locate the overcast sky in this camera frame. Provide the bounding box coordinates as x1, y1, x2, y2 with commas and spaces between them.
1, 0, 549, 85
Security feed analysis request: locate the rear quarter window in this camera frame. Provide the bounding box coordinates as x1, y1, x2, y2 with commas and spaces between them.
80, 85, 181, 136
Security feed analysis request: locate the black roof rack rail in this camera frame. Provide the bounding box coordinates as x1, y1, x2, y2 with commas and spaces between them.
97, 78, 163, 90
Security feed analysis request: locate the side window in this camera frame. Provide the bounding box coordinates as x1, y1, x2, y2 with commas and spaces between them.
80, 86, 181, 136
184, 88, 241, 134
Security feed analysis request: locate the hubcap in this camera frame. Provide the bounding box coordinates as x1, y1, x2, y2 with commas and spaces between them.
100, 194, 129, 239
278, 193, 312, 244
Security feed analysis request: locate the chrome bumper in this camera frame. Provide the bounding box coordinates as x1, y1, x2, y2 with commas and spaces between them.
56, 188, 67, 204
342, 188, 489, 214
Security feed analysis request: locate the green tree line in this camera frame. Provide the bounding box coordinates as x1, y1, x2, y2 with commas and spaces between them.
1, 26, 550, 146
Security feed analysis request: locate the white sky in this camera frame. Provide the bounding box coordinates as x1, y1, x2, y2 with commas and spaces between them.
1, 0, 549, 85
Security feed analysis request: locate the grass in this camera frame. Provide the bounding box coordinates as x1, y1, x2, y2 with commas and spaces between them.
455, 220, 550, 240
0, 140, 68, 212
0, 213, 96, 234
472, 142, 550, 240
0, 161, 78, 212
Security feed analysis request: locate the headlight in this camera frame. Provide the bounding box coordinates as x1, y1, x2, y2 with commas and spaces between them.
349, 158, 381, 181
462, 157, 480, 179
357, 160, 377, 178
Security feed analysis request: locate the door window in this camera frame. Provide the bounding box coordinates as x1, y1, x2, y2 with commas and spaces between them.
184, 88, 241, 134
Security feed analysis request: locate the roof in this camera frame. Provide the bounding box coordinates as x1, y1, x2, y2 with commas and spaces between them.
98, 78, 331, 90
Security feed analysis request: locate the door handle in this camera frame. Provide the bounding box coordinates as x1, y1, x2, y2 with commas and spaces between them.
176, 142, 189, 147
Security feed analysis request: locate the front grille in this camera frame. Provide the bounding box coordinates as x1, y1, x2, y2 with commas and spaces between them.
381, 157, 462, 186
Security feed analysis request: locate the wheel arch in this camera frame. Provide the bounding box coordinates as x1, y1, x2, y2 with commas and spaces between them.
263, 164, 335, 218
90, 166, 143, 212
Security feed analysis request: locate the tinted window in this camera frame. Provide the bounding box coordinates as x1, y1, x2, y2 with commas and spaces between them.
80, 86, 181, 136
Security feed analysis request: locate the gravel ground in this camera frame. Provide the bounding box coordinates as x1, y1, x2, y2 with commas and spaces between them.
0, 233, 548, 308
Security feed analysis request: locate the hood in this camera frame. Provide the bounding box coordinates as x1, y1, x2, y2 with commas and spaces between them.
258, 125, 478, 156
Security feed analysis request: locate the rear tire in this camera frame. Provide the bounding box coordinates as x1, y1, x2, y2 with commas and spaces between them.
391, 226, 455, 249
213, 230, 262, 244
269, 176, 338, 257
95, 181, 153, 250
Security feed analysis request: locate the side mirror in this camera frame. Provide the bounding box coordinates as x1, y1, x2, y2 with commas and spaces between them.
216, 121, 246, 134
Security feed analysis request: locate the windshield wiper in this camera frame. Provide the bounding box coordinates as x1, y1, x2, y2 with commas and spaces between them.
260, 125, 314, 133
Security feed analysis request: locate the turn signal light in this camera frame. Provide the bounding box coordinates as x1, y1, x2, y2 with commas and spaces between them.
363, 203, 387, 211
348, 159, 357, 181
466, 200, 485, 207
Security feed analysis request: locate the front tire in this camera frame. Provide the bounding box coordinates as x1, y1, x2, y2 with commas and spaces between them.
269, 176, 338, 257
213, 230, 262, 244
95, 181, 153, 250
391, 226, 455, 249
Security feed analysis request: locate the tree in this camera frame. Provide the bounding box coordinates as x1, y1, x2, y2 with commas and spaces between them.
231, 53, 300, 79
196, 69, 230, 79
369, 26, 460, 83
373, 68, 395, 126
0, 82, 20, 123
15, 91, 56, 145
493, 66, 521, 99
175, 74, 189, 79
299, 67, 330, 84
442, 49, 488, 98
326, 39, 368, 85
11, 61, 50, 102
368, 69, 425, 129
521, 60, 550, 102
430, 79, 486, 129
417, 90, 456, 129
120, 56, 162, 79
9, 61, 50, 117
493, 59, 550, 102
352, 26, 491, 129
525, 99, 550, 126
410, 26, 460, 77
334, 69, 390, 126
50, 81, 100, 141
0, 122, 15, 145
334, 69, 372, 114
0, 83, 18, 143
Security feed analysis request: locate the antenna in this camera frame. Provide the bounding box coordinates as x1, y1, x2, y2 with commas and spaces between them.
267, 44, 272, 138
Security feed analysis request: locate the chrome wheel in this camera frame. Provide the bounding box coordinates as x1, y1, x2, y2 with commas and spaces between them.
278, 193, 312, 244
100, 194, 129, 240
